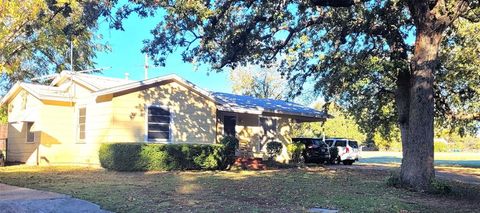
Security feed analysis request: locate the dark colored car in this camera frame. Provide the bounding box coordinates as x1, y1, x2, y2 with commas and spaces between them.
292, 138, 331, 163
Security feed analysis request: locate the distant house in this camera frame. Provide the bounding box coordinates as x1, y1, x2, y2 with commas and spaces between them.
0, 71, 327, 165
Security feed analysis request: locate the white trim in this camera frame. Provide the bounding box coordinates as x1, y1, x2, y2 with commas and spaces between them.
145, 104, 174, 143
1, 82, 75, 106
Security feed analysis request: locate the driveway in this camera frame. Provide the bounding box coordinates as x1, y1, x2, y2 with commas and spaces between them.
0, 183, 109, 213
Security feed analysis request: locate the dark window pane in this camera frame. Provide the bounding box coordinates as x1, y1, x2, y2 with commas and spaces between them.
148, 115, 170, 123
336, 140, 347, 147
349, 141, 358, 148
148, 106, 170, 140
148, 107, 169, 116
148, 131, 169, 140
148, 123, 170, 131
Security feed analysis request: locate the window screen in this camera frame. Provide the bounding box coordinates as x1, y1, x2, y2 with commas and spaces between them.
148, 106, 170, 141
78, 108, 86, 140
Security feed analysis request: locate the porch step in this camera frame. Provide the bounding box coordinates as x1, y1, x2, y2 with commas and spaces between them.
233, 157, 266, 170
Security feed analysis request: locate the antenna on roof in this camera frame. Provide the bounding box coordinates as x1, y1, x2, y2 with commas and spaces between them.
31, 67, 112, 82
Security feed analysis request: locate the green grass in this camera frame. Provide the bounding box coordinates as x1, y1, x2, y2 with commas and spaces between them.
360, 151, 480, 168
1, 166, 479, 212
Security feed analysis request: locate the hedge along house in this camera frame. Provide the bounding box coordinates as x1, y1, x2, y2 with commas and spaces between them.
0, 71, 327, 165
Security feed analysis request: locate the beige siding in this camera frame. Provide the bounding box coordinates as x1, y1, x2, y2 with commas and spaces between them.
6, 90, 42, 164
8, 90, 42, 122
6, 122, 39, 164
218, 112, 293, 162
35, 99, 116, 165
109, 81, 217, 144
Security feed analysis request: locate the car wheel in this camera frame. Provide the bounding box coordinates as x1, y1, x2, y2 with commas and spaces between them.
343, 160, 353, 165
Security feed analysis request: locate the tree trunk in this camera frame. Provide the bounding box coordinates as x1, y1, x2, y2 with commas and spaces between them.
400, 25, 443, 190
395, 70, 410, 166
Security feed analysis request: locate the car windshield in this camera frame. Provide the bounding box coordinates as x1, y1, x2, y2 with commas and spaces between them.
325, 140, 333, 146
335, 140, 347, 147
349, 141, 359, 148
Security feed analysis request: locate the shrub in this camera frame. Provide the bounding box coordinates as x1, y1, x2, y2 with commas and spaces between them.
99, 143, 226, 171
287, 142, 305, 163
266, 141, 283, 160
219, 136, 239, 169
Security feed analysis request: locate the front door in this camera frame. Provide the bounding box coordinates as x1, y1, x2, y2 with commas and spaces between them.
223, 115, 236, 137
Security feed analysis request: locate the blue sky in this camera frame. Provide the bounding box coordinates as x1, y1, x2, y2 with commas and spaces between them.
94, 14, 233, 93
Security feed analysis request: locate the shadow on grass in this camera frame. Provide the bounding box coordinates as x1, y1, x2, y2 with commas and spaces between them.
1, 166, 480, 212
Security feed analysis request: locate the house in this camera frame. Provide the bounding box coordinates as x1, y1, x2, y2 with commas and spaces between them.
0, 71, 327, 165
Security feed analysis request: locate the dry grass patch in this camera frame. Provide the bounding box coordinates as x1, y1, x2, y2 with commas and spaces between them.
0, 165, 479, 212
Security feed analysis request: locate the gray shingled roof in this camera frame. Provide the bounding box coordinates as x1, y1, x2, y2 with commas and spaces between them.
212, 92, 327, 118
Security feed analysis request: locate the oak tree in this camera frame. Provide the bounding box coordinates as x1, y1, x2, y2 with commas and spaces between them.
109, 0, 480, 190
0, 0, 111, 87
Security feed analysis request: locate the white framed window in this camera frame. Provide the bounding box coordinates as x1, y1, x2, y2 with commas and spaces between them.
77, 107, 86, 142
25, 122, 35, 143
146, 106, 171, 142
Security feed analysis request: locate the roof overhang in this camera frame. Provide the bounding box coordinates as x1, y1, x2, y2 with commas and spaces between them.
93, 74, 223, 104
0, 82, 74, 106
218, 105, 330, 121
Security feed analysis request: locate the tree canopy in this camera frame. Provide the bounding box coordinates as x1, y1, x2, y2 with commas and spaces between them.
229, 64, 288, 100
110, 0, 478, 133
0, 0, 111, 88
88, 0, 480, 189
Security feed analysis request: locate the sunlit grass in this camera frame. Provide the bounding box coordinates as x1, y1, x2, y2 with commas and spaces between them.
360, 151, 480, 168
1, 165, 479, 212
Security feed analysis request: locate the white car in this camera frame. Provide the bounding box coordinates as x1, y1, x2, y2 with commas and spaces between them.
325, 138, 360, 165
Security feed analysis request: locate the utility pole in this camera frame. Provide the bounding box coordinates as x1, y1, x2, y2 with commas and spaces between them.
144, 54, 149, 80
70, 39, 74, 72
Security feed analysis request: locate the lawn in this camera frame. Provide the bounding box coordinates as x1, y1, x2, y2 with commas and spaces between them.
360, 151, 480, 168
1, 165, 479, 212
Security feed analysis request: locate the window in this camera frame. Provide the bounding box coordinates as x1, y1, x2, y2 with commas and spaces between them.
78, 108, 86, 141
260, 117, 277, 135
349, 141, 359, 148
325, 140, 334, 147
148, 106, 171, 141
335, 140, 347, 147
21, 93, 27, 110
26, 122, 35, 143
